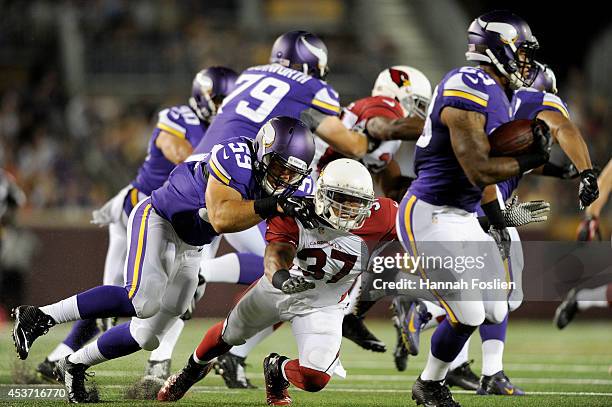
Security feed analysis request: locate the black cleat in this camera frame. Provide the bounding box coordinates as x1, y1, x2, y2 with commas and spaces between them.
392, 315, 409, 371
342, 314, 386, 353
445, 361, 479, 391
144, 359, 171, 380
554, 288, 578, 329
412, 376, 461, 407
12, 306, 56, 360
477, 370, 524, 396
213, 353, 257, 389
157, 356, 212, 402
263, 353, 291, 406
56, 356, 99, 403
392, 297, 431, 356
37, 358, 63, 383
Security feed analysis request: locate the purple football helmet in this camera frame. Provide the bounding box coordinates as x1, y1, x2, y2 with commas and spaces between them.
270, 31, 329, 79
189, 66, 238, 122
253, 116, 315, 196
466, 10, 539, 89
532, 62, 558, 94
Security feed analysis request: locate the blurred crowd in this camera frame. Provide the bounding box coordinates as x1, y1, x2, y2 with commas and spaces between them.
0, 0, 609, 231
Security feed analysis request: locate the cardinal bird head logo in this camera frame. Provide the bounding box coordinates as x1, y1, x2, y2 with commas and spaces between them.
389, 68, 411, 88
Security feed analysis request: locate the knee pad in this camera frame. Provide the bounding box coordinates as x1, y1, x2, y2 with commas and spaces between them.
129, 320, 160, 351
299, 367, 330, 392
133, 298, 161, 319
454, 307, 485, 327
486, 302, 508, 324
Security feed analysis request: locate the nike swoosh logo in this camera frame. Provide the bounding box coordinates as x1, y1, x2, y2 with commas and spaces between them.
465, 75, 479, 85
408, 313, 417, 333
504, 388, 514, 395
382, 99, 396, 107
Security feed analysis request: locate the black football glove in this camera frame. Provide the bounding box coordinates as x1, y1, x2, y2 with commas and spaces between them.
278, 196, 318, 229
517, 119, 553, 173
272, 269, 315, 294
576, 215, 601, 241
578, 169, 599, 209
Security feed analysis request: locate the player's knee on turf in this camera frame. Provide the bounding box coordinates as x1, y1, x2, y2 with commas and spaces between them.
299, 367, 331, 392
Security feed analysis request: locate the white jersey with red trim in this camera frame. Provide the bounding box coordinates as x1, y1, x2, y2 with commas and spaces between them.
266, 197, 398, 312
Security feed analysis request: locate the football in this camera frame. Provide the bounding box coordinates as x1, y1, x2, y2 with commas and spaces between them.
489, 119, 535, 157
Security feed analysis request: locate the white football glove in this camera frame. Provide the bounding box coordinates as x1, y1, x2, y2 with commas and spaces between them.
503, 195, 550, 227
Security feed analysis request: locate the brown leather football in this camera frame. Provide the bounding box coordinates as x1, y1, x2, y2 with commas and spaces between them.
489, 119, 534, 157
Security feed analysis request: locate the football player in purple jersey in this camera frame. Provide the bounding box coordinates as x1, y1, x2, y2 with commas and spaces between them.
34, 67, 238, 384
395, 11, 556, 406
193, 30, 385, 387
33, 66, 238, 382
512, 64, 599, 208
11, 116, 316, 402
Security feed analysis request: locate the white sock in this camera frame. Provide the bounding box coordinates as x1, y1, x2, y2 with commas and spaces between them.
421, 351, 450, 381
230, 326, 274, 358
150, 318, 184, 362
201, 253, 240, 284
40, 295, 81, 324
68, 341, 107, 367
577, 285, 609, 311
47, 343, 75, 362
481, 339, 504, 376
449, 338, 470, 370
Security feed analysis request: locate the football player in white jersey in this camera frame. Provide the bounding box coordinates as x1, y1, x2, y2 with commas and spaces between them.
158, 159, 398, 405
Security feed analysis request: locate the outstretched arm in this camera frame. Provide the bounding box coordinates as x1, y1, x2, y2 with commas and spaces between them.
366, 116, 425, 141
537, 110, 592, 172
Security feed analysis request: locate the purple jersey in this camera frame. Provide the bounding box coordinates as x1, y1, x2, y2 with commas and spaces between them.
409, 66, 512, 212
151, 136, 315, 246
131, 105, 207, 195
193, 64, 340, 154
511, 88, 570, 120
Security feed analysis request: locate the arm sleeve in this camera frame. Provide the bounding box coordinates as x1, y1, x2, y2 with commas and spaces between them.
156, 108, 187, 139
439, 72, 490, 115
310, 84, 341, 116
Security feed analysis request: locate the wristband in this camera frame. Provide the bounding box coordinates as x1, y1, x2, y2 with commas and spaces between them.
516, 153, 547, 174
272, 269, 291, 289
481, 200, 506, 229
541, 162, 565, 178
254, 196, 279, 219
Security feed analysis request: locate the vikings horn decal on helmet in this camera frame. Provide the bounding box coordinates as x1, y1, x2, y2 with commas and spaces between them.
466, 10, 540, 90
189, 66, 239, 122
270, 30, 329, 79
372, 66, 432, 119
253, 116, 315, 196
315, 159, 375, 231
532, 62, 558, 94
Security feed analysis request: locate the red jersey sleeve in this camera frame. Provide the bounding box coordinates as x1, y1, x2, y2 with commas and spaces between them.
266, 216, 300, 247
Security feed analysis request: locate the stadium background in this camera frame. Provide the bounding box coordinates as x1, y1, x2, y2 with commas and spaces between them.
0, 0, 610, 321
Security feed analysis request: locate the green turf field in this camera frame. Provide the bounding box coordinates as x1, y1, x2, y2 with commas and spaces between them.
1, 319, 611, 406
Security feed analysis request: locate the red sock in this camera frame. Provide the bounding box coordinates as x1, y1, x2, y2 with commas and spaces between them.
194, 321, 232, 363
283, 359, 330, 392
